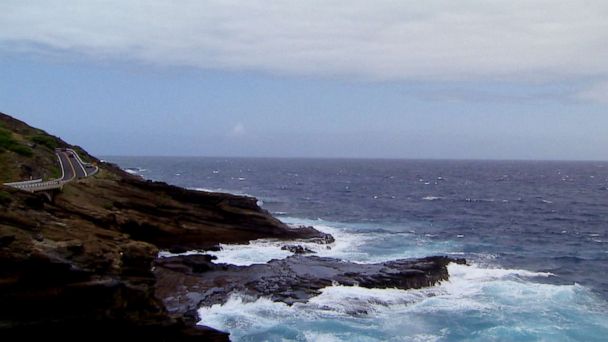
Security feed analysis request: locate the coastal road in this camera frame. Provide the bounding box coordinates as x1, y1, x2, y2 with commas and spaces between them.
58, 149, 90, 180
57, 150, 76, 181
3, 148, 97, 192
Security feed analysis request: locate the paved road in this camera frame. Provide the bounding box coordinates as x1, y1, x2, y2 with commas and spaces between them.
3, 148, 98, 192
58, 149, 91, 180
57, 151, 75, 181
68, 152, 87, 178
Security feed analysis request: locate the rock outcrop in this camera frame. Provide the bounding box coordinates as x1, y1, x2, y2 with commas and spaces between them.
0, 169, 328, 340
155, 254, 466, 317
0, 113, 466, 340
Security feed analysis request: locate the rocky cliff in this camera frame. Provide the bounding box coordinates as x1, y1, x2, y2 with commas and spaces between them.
0, 113, 464, 340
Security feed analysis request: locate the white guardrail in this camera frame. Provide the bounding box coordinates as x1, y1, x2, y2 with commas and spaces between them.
66, 148, 99, 176
3, 178, 43, 186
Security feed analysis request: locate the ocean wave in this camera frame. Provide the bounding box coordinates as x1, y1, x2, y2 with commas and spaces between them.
157, 249, 206, 258
188, 187, 219, 193
188, 187, 264, 207
123, 167, 148, 175
198, 263, 608, 341
190, 217, 459, 266
188, 187, 254, 197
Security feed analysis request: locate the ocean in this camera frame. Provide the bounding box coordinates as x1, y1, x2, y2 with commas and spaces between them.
106, 157, 608, 341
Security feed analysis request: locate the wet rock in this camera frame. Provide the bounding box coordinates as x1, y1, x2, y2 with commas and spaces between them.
155, 254, 467, 315
0, 235, 15, 247
1, 163, 330, 340
281, 244, 316, 254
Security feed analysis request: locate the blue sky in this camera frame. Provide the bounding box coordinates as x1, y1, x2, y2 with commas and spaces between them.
1, 1, 607, 160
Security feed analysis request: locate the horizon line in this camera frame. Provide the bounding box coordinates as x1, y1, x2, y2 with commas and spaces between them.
98, 154, 608, 163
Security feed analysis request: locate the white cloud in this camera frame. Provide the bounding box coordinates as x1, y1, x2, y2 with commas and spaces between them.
577, 82, 608, 104
1, 1, 608, 82
229, 122, 245, 137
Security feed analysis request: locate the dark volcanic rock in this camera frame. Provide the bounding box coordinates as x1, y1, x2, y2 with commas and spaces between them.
155, 255, 466, 315
281, 244, 316, 254
0, 170, 329, 340
0, 113, 466, 341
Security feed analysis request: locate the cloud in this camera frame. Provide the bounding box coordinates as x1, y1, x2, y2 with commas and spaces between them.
577, 82, 608, 104
1, 1, 608, 82
229, 122, 245, 137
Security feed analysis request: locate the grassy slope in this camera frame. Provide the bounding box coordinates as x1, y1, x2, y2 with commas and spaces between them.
0, 112, 96, 182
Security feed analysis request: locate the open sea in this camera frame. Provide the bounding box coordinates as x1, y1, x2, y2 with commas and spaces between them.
106, 157, 608, 341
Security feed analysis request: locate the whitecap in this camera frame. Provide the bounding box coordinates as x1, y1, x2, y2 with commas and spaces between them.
157, 250, 206, 258
188, 187, 259, 199
422, 196, 442, 201
203, 240, 293, 266
187, 217, 457, 266
188, 187, 219, 193
123, 167, 148, 175
198, 263, 608, 341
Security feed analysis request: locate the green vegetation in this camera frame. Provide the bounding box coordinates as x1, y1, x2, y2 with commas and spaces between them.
0, 127, 33, 157
31, 134, 59, 150
0, 127, 15, 150
39, 165, 62, 181
9, 144, 33, 157
102, 201, 114, 210
0, 190, 11, 206
72, 146, 90, 163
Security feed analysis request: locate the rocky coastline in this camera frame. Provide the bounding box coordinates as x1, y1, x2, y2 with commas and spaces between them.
0, 114, 466, 340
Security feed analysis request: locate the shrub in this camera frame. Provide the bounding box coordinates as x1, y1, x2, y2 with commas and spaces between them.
31, 134, 59, 150
0, 128, 32, 156
10, 144, 33, 157
0, 127, 14, 150
0, 190, 11, 206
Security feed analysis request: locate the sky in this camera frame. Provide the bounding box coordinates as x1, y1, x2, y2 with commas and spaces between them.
1, 1, 607, 160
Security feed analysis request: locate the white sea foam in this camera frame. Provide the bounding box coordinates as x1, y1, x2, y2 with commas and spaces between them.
176, 217, 458, 266
157, 250, 206, 258
205, 240, 293, 266
188, 186, 257, 199
422, 196, 443, 201
123, 167, 147, 175
198, 262, 608, 341
159, 216, 606, 340
189, 187, 219, 193
163, 223, 368, 266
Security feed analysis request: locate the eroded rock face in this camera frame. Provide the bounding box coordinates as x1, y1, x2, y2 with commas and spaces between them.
155, 254, 467, 317
0, 175, 329, 340
281, 244, 316, 254
1, 175, 466, 340
0, 111, 465, 339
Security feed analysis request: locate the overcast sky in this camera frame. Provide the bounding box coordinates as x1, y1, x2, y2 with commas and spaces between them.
1, 1, 607, 160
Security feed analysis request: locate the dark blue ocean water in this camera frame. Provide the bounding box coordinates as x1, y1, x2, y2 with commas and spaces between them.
106, 157, 608, 341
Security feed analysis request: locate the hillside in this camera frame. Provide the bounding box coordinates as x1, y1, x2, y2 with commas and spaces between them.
0, 113, 462, 340
0, 112, 95, 182
0, 112, 328, 340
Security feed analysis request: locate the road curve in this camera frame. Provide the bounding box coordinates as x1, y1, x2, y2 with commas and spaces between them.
3, 148, 98, 192
57, 151, 76, 181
